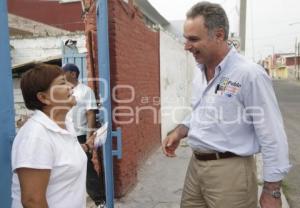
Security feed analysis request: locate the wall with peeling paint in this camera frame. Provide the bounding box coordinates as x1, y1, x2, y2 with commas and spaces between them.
160, 31, 196, 140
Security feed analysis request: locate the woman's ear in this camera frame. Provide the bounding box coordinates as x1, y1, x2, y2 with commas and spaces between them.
36, 92, 51, 106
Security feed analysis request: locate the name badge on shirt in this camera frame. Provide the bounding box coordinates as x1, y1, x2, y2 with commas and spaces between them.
215, 77, 241, 98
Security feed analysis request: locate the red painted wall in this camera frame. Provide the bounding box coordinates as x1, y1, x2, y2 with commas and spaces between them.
84, 0, 99, 96
109, 0, 161, 197
285, 56, 300, 66
85, 0, 161, 197
8, 0, 84, 31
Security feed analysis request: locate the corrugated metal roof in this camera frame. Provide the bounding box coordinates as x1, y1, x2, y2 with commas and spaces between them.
8, 13, 70, 38
12, 55, 62, 75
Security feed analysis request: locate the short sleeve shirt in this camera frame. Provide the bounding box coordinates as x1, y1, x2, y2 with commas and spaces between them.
11, 110, 87, 208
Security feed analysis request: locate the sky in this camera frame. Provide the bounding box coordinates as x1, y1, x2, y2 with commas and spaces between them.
148, 0, 300, 62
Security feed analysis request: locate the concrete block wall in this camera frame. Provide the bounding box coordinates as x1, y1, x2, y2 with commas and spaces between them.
13, 78, 32, 131
10, 34, 86, 67
85, 0, 161, 197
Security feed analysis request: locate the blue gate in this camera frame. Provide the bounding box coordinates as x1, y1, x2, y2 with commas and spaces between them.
0, 1, 121, 207
62, 41, 88, 85
62, 1, 123, 207
0, 1, 16, 207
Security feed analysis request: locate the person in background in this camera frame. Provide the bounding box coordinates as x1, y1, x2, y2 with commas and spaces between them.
62, 63, 105, 207
11, 64, 94, 207
162, 2, 291, 208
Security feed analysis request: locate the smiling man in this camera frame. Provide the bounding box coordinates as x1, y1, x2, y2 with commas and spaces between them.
162, 2, 291, 208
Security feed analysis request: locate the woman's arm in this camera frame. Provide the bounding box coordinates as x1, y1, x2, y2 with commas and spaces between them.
17, 168, 50, 208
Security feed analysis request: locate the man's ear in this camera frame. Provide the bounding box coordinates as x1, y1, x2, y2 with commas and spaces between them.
36, 92, 51, 106
71, 71, 77, 79
215, 28, 225, 41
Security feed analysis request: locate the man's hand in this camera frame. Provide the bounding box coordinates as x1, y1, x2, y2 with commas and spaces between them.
86, 133, 96, 150
162, 132, 181, 157
86, 110, 96, 138
260, 181, 282, 208
91, 149, 100, 175
162, 125, 188, 157
260, 191, 282, 208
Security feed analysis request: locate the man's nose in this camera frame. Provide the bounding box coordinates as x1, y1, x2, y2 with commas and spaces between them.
184, 41, 192, 51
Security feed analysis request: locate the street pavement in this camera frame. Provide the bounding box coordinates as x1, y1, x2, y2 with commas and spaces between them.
87, 79, 299, 208
273, 80, 300, 208
112, 142, 289, 208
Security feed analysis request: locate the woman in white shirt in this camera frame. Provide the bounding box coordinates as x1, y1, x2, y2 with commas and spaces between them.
11, 64, 94, 208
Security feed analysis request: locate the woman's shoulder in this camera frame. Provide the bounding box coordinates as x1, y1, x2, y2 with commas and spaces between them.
14, 117, 50, 145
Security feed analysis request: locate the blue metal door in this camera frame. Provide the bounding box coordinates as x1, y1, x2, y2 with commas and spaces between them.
62, 2, 123, 207
0, 1, 121, 207
62, 41, 88, 85
96, 1, 122, 207
0, 1, 16, 207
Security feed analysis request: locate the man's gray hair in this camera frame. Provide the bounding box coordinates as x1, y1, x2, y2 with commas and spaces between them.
186, 1, 229, 40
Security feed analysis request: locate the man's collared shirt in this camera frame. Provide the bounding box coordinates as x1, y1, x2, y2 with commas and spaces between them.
67, 82, 97, 136
182, 47, 291, 182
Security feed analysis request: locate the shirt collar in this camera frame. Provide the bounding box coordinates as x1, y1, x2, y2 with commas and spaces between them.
197, 46, 236, 74
217, 46, 236, 72
31, 110, 75, 135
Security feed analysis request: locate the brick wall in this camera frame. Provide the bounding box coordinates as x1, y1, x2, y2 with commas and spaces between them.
85, 0, 161, 197
84, 0, 99, 96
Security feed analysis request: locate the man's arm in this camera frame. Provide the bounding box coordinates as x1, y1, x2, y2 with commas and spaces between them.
260, 181, 283, 208
162, 124, 189, 157
86, 109, 96, 138
242, 68, 290, 208
84, 86, 97, 138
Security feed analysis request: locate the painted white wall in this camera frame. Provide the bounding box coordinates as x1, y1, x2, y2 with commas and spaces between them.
11, 33, 86, 129
13, 78, 33, 131
10, 33, 86, 66
160, 31, 196, 140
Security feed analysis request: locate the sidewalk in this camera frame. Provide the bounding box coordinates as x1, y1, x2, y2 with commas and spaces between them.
113, 141, 289, 208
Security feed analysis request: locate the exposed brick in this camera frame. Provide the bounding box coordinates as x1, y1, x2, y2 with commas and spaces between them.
85, 0, 161, 197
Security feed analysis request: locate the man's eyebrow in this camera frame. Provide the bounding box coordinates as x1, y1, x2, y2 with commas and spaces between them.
184, 35, 199, 40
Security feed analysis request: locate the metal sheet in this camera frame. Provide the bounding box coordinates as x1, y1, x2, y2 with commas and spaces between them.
0, 1, 16, 207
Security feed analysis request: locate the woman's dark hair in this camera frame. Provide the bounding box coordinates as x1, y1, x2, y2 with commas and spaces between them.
20, 64, 63, 110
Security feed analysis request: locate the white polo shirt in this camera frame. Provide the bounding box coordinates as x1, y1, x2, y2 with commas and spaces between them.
11, 110, 87, 208
68, 83, 97, 136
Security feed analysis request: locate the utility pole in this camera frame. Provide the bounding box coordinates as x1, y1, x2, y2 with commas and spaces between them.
298, 42, 300, 80
239, 0, 247, 54
289, 22, 300, 80
295, 38, 298, 80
